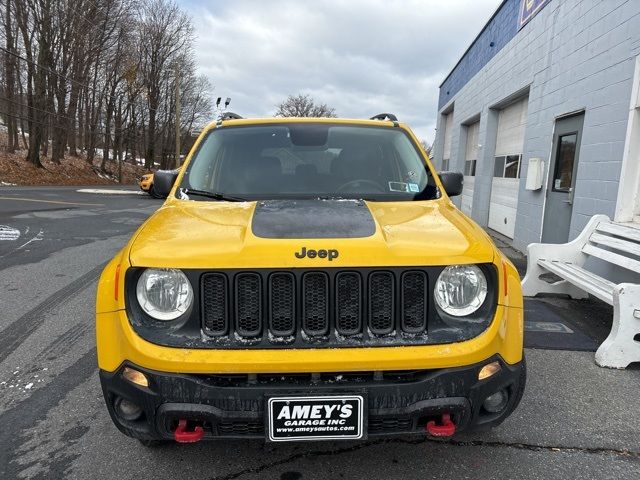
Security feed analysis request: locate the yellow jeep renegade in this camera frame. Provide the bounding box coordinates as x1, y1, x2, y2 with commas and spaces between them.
96, 113, 525, 445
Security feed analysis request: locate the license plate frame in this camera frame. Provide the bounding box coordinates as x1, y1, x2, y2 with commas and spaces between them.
267, 395, 365, 442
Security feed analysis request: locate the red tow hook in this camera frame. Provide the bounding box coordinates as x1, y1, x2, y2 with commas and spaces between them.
426, 413, 456, 437
174, 419, 205, 443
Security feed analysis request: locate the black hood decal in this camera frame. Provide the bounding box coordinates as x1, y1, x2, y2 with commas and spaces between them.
251, 200, 376, 239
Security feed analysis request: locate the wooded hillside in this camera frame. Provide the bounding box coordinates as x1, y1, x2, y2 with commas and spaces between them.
0, 0, 212, 177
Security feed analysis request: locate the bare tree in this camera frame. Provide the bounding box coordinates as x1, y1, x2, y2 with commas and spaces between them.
2, 0, 18, 152
419, 139, 433, 157
0, 0, 211, 178
275, 94, 337, 118
137, 0, 193, 169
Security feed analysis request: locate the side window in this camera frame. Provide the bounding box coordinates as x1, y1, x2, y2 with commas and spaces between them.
464, 159, 476, 176
493, 154, 522, 178
187, 133, 223, 190
392, 135, 428, 187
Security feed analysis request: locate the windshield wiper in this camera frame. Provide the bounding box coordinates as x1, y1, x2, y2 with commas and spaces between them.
179, 188, 246, 202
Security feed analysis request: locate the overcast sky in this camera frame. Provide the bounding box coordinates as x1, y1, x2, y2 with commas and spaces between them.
183, 0, 500, 143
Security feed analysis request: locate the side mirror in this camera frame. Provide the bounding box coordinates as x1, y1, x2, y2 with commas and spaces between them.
438, 171, 464, 197
153, 169, 179, 198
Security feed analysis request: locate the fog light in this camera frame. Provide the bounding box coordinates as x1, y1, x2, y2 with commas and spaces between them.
115, 396, 143, 421
478, 361, 501, 381
483, 389, 508, 413
122, 367, 149, 388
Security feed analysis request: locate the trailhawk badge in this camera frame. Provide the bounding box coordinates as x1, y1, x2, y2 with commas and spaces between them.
294, 247, 339, 261
267, 395, 364, 442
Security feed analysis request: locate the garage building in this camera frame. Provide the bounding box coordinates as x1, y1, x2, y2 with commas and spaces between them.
432, 0, 640, 252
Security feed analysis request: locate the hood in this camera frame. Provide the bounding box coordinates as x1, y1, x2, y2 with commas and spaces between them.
128, 198, 495, 268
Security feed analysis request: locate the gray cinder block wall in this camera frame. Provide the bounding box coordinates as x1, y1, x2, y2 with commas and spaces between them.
432, 0, 640, 252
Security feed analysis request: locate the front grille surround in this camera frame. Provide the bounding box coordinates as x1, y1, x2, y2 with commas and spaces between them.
125, 265, 498, 349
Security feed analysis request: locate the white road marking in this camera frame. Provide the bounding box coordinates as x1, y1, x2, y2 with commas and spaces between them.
77, 188, 145, 195
16, 228, 44, 250
0, 225, 21, 241
0, 196, 103, 206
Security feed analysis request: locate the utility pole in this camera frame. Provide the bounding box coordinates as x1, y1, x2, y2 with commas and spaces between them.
174, 64, 181, 169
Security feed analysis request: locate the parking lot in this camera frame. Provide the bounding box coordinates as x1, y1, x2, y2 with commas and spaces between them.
1, 186, 639, 480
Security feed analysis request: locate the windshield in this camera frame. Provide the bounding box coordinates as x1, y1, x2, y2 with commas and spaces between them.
178, 123, 439, 201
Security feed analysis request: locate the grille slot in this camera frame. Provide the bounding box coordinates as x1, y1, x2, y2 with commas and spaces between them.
368, 417, 413, 433
235, 273, 262, 337
218, 421, 264, 436
202, 273, 228, 335
401, 271, 427, 333
336, 272, 362, 335
369, 272, 395, 335
302, 272, 329, 336
269, 273, 295, 336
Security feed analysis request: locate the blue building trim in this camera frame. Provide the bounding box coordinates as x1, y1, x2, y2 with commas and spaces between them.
438, 0, 521, 110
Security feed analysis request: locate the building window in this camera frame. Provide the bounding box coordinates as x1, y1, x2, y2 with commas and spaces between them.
493, 154, 522, 178
442, 158, 450, 170
552, 134, 577, 192
442, 112, 454, 167
464, 120, 480, 178
464, 159, 477, 176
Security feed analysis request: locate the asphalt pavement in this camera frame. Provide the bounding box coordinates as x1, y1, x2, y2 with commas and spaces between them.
1, 185, 639, 480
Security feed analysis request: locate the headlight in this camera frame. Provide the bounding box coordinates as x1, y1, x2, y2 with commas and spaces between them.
136, 268, 193, 321
435, 265, 487, 317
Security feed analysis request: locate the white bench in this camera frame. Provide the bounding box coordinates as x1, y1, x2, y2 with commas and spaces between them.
521, 214, 640, 369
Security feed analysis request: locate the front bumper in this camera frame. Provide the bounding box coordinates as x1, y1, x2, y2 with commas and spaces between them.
100, 356, 525, 441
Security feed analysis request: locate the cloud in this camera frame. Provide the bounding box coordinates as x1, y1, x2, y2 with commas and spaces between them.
186, 0, 499, 143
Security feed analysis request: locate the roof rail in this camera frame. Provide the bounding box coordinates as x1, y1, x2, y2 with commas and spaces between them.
370, 113, 398, 122
217, 112, 243, 125
221, 112, 243, 120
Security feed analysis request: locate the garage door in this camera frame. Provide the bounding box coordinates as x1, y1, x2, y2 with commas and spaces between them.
461, 121, 479, 216
488, 97, 528, 238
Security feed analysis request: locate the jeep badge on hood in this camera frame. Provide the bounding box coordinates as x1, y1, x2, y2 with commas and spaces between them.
295, 247, 339, 261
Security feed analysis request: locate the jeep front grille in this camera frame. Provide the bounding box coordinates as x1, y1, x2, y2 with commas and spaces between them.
201, 268, 430, 346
